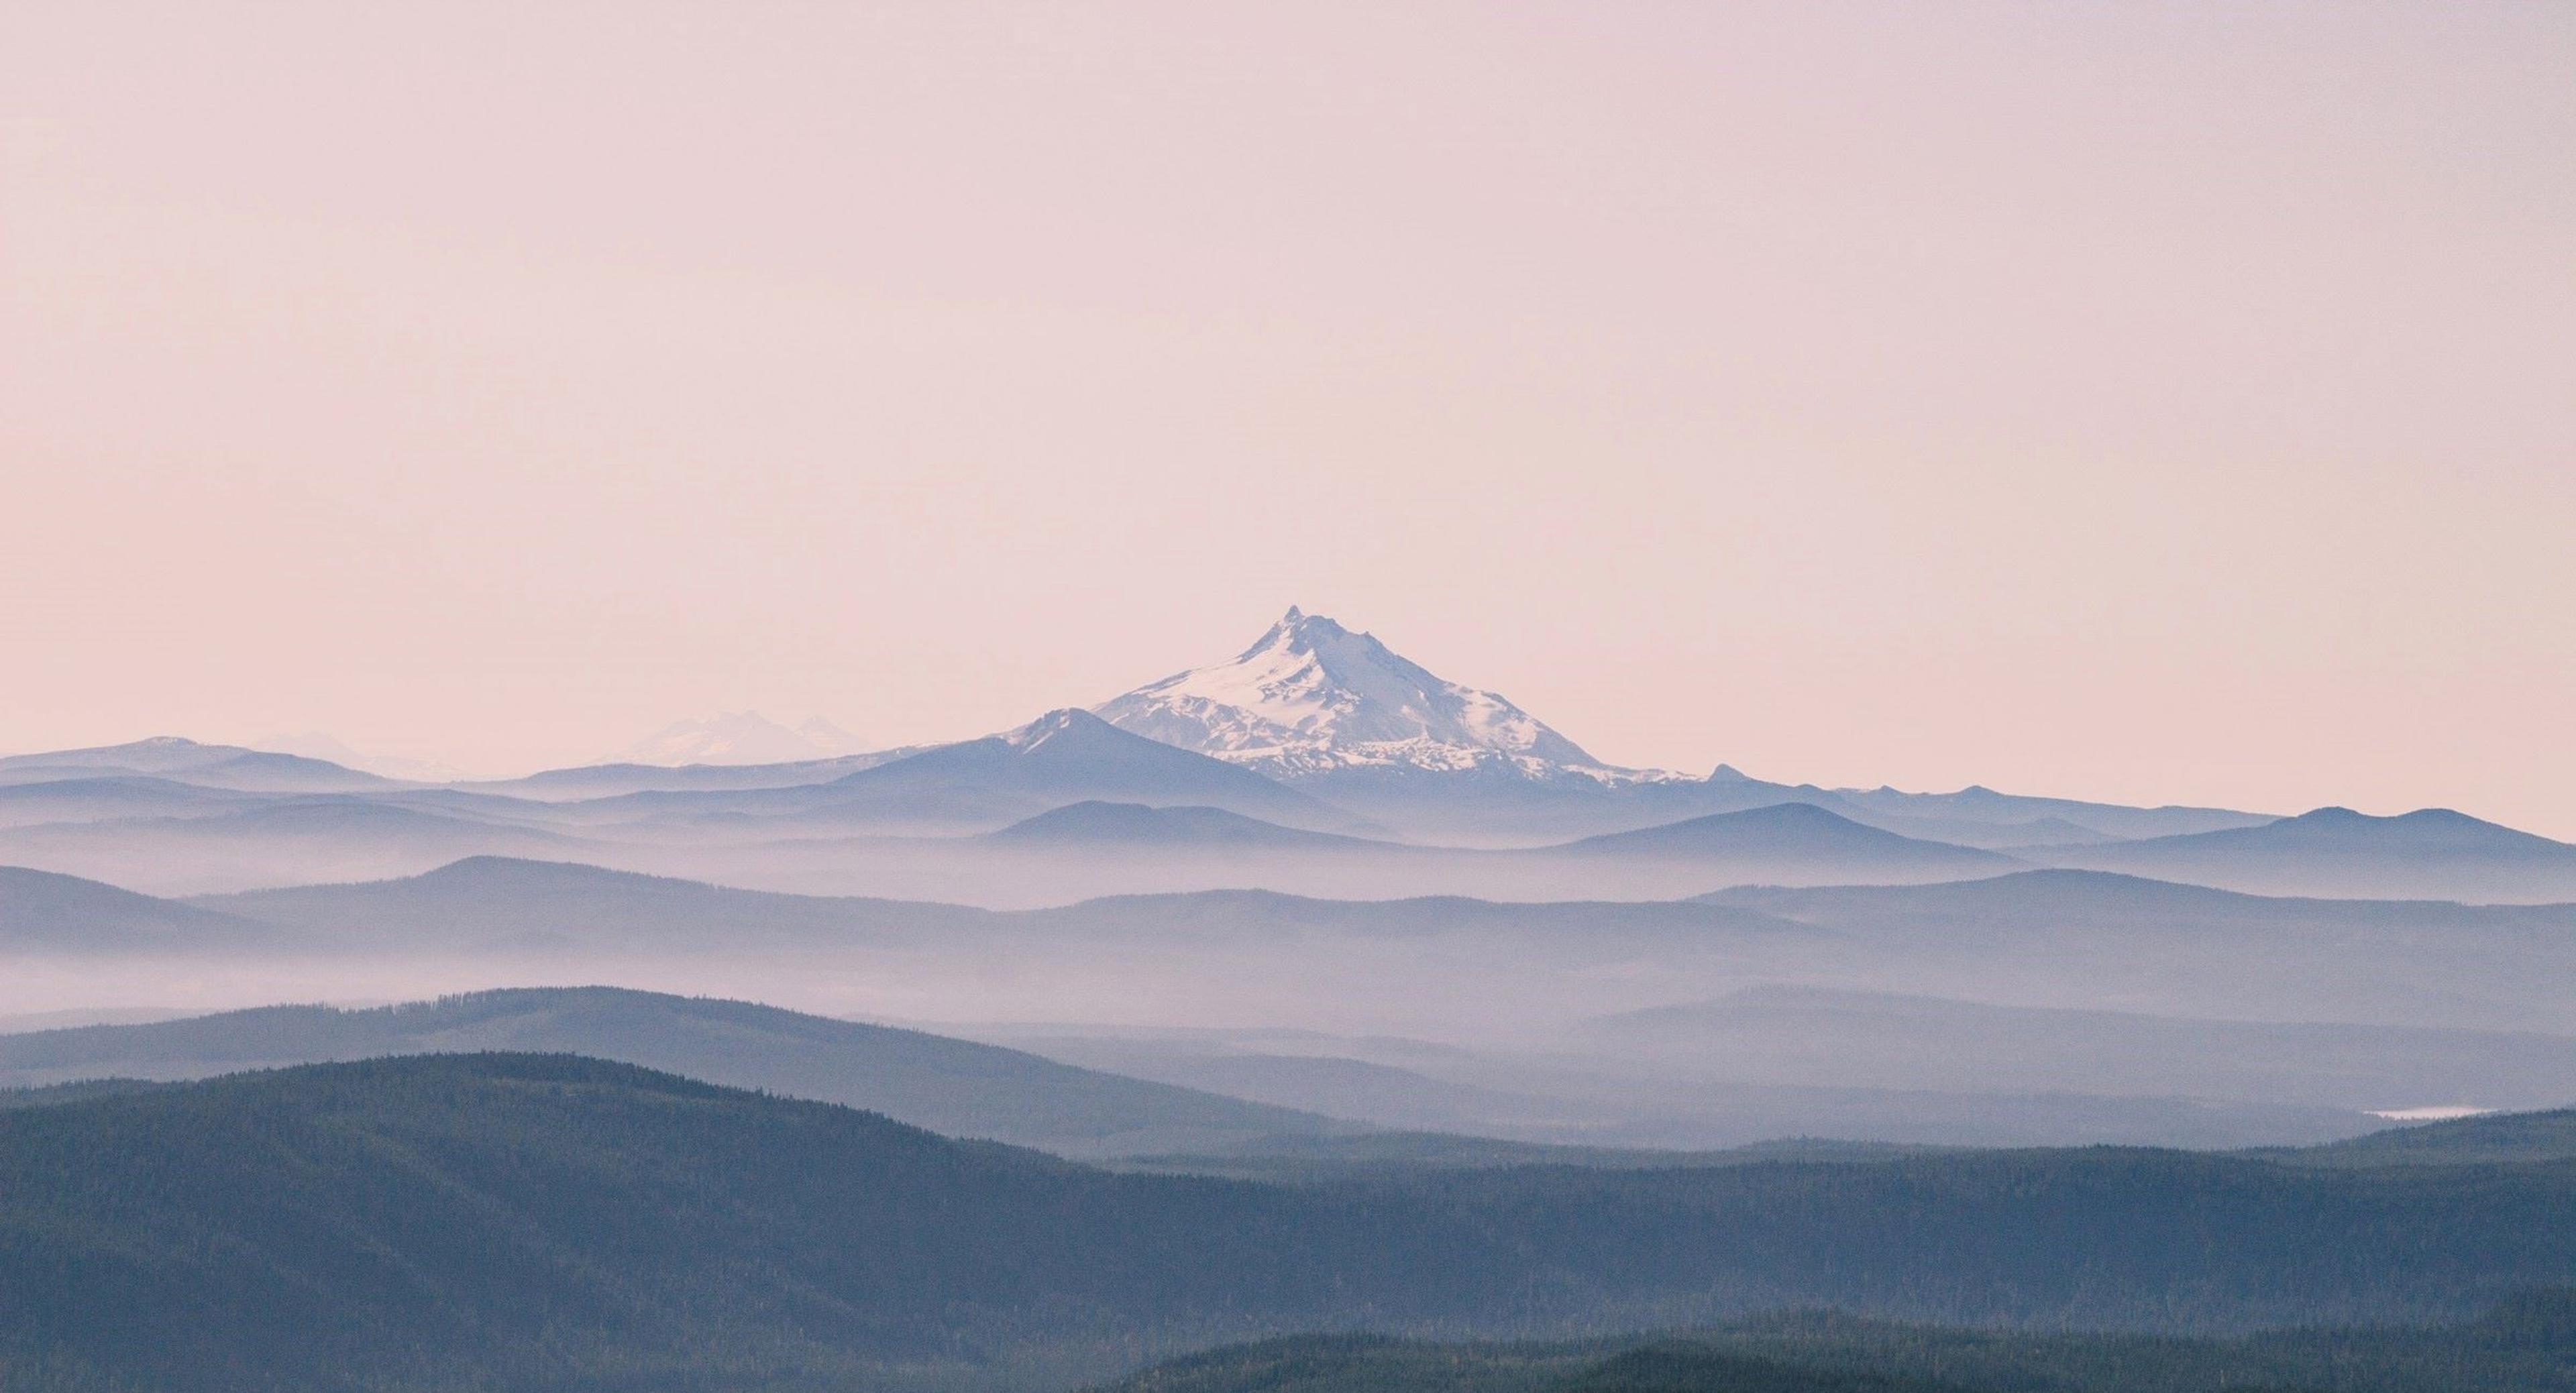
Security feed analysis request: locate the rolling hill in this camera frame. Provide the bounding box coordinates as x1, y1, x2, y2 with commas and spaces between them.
2037, 807, 2576, 901
24, 855, 2576, 1073
6, 1054, 2576, 1391
1580, 986, 2576, 1113
0, 736, 398, 792
0, 865, 278, 953
1697, 869, 2576, 1031
986, 800, 1395, 850
1095, 1300, 2576, 1393
0, 986, 1348, 1157
0, 774, 260, 828
1554, 803, 2018, 881
195, 854, 986, 952
0, 799, 597, 895
807, 709, 1373, 834
2282, 1106, 2576, 1168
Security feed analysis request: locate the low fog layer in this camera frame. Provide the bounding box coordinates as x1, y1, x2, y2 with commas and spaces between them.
5, 626, 2573, 1155
9, 852, 2574, 1150
3, 726, 2571, 905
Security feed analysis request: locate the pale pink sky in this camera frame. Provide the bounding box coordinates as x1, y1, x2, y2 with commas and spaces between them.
3, 3, 2571, 833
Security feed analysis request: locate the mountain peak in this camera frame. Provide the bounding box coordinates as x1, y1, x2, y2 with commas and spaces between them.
1000, 708, 1115, 751
1240, 605, 1360, 659
1093, 609, 1633, 782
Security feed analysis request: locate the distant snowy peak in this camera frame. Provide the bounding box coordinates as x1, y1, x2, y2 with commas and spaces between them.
1095, 608, 1655, 781
608, 712, 872, 767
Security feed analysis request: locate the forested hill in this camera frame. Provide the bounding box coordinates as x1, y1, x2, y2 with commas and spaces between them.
1095, 1300, 2576, 1393
3, 1054, 2575, 1392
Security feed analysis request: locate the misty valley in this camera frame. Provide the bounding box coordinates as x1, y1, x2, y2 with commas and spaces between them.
1, 610, 2573, 1390
15, 0, 2575, 1380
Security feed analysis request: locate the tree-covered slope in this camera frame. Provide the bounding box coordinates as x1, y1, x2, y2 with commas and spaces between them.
1095, 1298, 2576, 1393
0, 1054, 1336, 1392
1099, 1334, 1972, 1393
5, 1055, 2576, 1391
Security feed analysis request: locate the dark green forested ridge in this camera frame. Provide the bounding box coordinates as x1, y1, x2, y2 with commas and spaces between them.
1095, 1298, 2576, 1393
0, 1076, 165, 1109
3, 1054, 2575, 1392
2274, 1105, 2576, 1166
1098, 1335, 1975, 1393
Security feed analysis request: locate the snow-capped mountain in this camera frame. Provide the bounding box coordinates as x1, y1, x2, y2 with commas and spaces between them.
607, 712, 872, 767
1095, 608, 1660, 783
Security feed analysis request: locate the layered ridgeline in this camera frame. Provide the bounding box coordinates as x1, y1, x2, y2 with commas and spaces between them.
0, 736, 398, 793
7, 632, 2574, 901
1088, 608, 2282, 850
2037, 805, 2576, 901
0, 983, 2447, 1159
0, 986, 1352, 1158
3, 1054, 2575, 1392
14, 864, 2576, 1148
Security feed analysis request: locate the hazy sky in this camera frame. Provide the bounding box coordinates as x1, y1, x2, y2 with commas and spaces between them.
4, 3, 2571, 832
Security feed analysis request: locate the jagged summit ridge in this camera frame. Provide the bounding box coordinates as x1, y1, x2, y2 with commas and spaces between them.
1094, 608, 1658, 781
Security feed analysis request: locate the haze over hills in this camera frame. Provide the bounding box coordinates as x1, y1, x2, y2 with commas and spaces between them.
13, 0, 2570, 1382
973, 1022, 2379, 1152
0, 736, 400, 794
8, 856, 2572, 1146
507, 710, 1384, 848
636, 797, 2045, 905
255, 732, 472, 783
3, 614, 2570, 1156
1552, 802, 2018, 881
0, 613, 2555, 904
0, 971, 2392, 1154
2034, 806, 2576, 901
1820, 781, 2272, 846
3, 624, 2571, 1388
604, 710, 874, 767
11, 855, 2568, 1041
794, 708, 1377, 835
1697, 870, 2576, 1033
0, 774, 264, 828
926, 799, 2016, 901
0, 799, 599, 895
0, 987, 1352, 1158
189, 854, 991, 952
986, 800, 1388, 851
0, 865, 276, 954
460, 749, 917, 801
1579, 986, 2576, 1114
